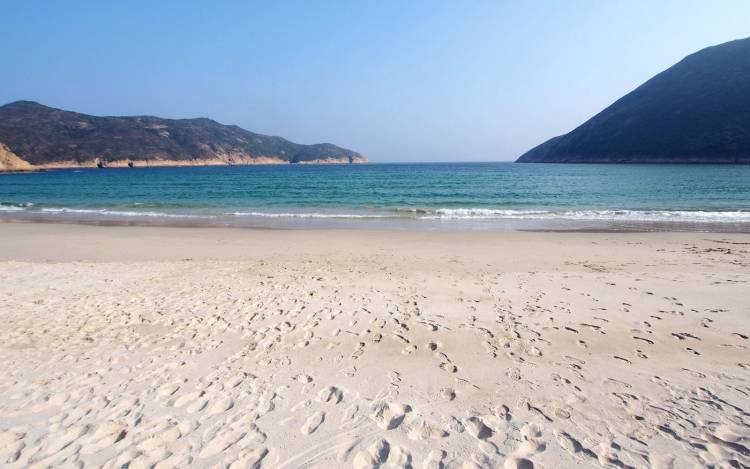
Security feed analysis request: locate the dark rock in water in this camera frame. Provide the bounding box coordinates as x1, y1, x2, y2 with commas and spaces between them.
0, 101, 366, 170
517, 37, 750, 163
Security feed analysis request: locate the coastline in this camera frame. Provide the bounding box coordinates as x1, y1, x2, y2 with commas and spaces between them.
3, 211, 750, 233
1, 222, 748, 467
0, 156, 369, 173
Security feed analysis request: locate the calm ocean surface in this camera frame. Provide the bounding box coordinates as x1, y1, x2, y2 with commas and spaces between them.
2, 163, 750, 230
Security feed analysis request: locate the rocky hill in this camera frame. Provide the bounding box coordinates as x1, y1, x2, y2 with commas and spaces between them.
0, 101, 366, 170
517, 37, 750, 163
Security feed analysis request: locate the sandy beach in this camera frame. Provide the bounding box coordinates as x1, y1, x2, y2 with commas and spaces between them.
0, 222, 748, 468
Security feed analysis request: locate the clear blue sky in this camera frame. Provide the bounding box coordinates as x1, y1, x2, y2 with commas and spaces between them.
2, 1, 749, 162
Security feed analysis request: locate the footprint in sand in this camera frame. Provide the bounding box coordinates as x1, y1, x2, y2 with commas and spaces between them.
369, 402, 411, 430
440, 387, 456, 401
353, 439, 391, 469
388, 445, 412, 468
423, 449, 447, 469
407, 418, 448, 440
401, 344, 417, 355
0, 431, 26, 463
464, 416, 493, 439
352, 342, 366, 359
44, 424, 90, 454
206, 395, 234, 416
301, 411, 325, 434
519, 423, 546, 453
554, 430, 586, 456
172, 390, 204, 408
527, 346, 543, 357
184, 395, 208, 413
225, 372, 250, 389
493, 404, 512, 421
199, 429, 247, 458
137, 420, 182, 452
317, 385, 343, 404
227, 447, 268, 469
79, 421, 127, 455
342, 403, 360, 422
439, 362, 458, 373
504, 456, 535, 469
156, 381, 181, 397
553, 407, 571, 420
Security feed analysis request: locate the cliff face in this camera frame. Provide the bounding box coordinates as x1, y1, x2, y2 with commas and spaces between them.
0, 142, 33, 171
0, 101, 366, 170
517, 37, 750, 163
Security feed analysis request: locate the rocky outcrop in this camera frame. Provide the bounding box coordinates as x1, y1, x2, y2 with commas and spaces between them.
0, 142, 33, 171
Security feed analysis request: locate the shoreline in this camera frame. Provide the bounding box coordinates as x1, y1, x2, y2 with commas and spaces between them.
2, 221, 749, 262
3, 213, 750, 233
0, 158, 369, 173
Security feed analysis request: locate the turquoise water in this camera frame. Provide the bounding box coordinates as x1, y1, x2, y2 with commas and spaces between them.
1, 163, 750, 229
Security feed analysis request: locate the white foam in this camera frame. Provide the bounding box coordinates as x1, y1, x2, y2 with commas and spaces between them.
39, 207, 212, 219
3, 205, 750, 223
422, 208, 750, 222
231, 211, 390, 219
0, 205, 26, 212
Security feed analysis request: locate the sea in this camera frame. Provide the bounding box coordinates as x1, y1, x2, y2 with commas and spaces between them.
2, 162, 750, 231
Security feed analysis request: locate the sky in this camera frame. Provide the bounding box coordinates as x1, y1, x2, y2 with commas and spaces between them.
2, 1, 749, 162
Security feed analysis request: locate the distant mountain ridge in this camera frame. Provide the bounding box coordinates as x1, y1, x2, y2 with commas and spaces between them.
517, 37, 750, 163
0, 101, 366, 171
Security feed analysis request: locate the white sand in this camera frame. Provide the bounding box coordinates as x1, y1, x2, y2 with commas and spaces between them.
0, 223, 748, 468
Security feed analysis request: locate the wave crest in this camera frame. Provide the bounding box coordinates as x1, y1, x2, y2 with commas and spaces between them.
419, 208, 750, 222
2, 203, 750, 223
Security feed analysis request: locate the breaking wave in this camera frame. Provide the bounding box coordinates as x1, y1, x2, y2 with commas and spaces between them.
2, 203, 750, 224
231, 211, 390, 219
414, 208, 750, 222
